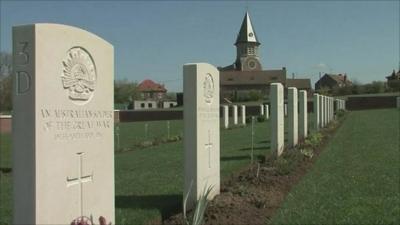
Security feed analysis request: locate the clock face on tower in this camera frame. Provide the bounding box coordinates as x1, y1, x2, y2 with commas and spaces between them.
242, 57, 261, 71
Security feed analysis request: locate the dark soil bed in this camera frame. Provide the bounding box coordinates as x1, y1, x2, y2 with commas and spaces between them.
163, 114, 346, 225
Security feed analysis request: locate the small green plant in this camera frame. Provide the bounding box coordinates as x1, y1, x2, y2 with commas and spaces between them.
300, 148, 314, 158
183, 181, 213, 225
304, 133, 323, 148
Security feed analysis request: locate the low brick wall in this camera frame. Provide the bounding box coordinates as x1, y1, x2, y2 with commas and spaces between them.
346, 96, 398, 110
0, 115, 12, 134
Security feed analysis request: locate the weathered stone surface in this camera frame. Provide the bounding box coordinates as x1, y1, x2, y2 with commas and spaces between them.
270, 83, 284, 157
12, 24, 114, 224
299, 90, 308, 139
288, 87, 298, 147
183, 63, 220, 210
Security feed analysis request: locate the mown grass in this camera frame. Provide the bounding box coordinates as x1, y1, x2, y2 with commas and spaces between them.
270, 108, 400, 224
0, 114, 317, 224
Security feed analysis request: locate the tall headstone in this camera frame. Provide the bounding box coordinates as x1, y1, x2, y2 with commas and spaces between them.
223, 105, 229, 129
232, 105, 238, 125
327, 97, 331, 122
260, 104, 264, 116
335, 99, 340, 112
288, 87, 298, 147
12, 24, 114, 224
270, 83, 284, 157
397, 96, 400, 108
284, 103, 288, 116
324, 96, 328, 125
240, 105, 246, 125
313, 94, 320, 131
183, 63, 220, 210
319, 95, 324, 128
265, 104, 269, 119
299, 90, 308, 139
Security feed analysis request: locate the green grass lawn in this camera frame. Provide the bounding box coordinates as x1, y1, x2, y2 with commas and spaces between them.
0, 114, 317, 224
271, 108, 400, 224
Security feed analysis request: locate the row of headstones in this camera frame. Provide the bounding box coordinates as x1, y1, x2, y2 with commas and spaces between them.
312, 94, 344, 131
183, 64, 349, 209
222, 103, 291, 129
269, 84, 310, 156
11, 24, 349, 224
260, 103, 288, 118
222, 105, 246, 128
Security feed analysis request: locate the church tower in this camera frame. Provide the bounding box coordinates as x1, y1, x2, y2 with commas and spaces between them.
234, 11, 262, 71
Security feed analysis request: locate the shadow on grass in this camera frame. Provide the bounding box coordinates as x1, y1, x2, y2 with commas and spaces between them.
116, 194, 181, 220
239, 146, 268, 151
220, 155, 250, 161
257, 140, 270, 144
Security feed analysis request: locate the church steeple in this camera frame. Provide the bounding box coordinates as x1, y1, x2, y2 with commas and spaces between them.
235, 11, 260, 45
234, 11, 262, 71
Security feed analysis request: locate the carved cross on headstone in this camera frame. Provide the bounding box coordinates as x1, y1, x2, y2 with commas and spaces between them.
205, 130, 213, 169
66, 152, 93, 217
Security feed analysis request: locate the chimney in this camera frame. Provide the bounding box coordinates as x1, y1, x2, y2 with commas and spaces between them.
292, 73, 295, 79
344, 74, 347, 82
282, 67, 286, 71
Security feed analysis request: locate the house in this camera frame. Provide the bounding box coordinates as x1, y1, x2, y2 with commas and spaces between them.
315, 73, 352, 91
219, 11, 312, 100
134, 79, 177, 109
386, 69, 400, 90
137, 79, 167, 100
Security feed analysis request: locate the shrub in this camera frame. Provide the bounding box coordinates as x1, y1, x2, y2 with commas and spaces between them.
256, 116, 265, 122
304, 133, 323, 148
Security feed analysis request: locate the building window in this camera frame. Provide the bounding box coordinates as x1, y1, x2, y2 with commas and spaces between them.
140, 103, 145, 108
247, 47, 254, 55
148, 103, 152, 108
170, 103, 174, 108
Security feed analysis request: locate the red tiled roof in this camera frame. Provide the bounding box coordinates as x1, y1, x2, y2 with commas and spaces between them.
137, 79, 167, 92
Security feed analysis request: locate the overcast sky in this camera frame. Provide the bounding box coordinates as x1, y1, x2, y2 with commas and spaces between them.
1, 0, 399, 91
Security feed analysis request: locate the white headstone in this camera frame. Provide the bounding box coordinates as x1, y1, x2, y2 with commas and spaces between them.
335, 99, 339, 112
232, 105, 238, 125
265, 104, 269, 119
260, 104, 264, 116
223, 105, 229, 129
313, 94, 320, 131
270, 83, 284, 157
319, 95, 324, 128
299, 90, 308, 139
183, 63, 220, 210
284, 103, 288, 116
288, 87, 298, 147
397, 97, 400, 108
240, 105, 246, 125
12, 24, 114, 224
324, 96, 328, 125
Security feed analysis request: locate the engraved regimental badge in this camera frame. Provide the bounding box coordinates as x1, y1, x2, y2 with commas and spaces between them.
203, 73, 214, 104
62, 47, 96, 105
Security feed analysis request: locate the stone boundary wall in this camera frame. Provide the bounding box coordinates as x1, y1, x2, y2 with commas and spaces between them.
346, 96, 398, 110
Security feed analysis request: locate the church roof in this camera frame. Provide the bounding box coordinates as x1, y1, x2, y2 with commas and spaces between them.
235, 11, 260, 45
220, 70, 285, 85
